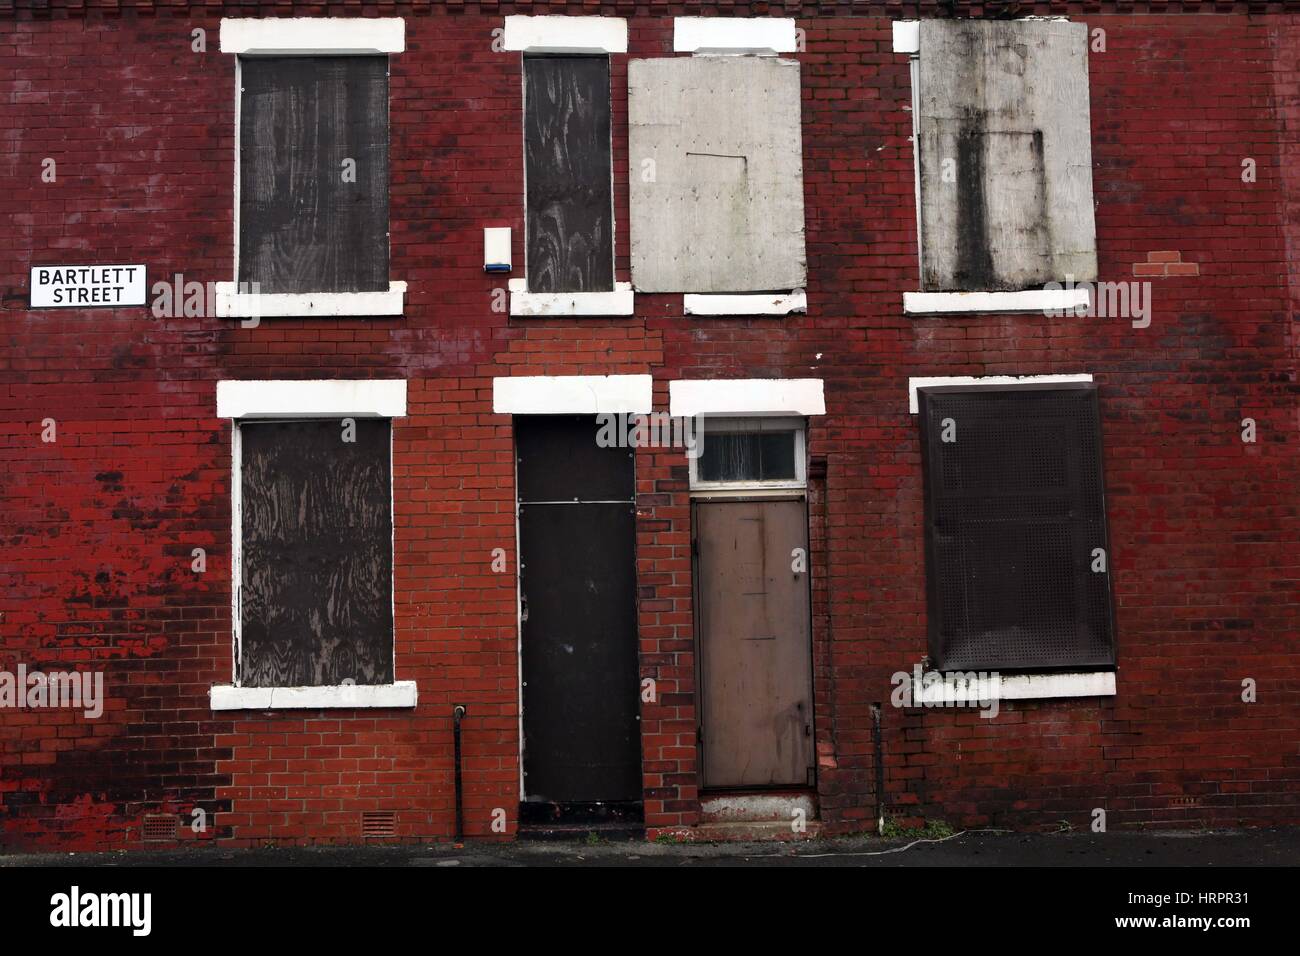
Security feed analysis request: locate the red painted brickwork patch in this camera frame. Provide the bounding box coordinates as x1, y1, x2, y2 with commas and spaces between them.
1134, 250, 1200, 277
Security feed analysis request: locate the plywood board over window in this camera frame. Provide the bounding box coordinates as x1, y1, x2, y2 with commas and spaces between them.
524, 56, 614, 294
917, 19, 1097, 292
628, 57, 807, 293
239, 56, 390, 294
239, 418, 394, 687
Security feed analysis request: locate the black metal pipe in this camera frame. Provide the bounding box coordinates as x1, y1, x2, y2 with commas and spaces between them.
871, 702, 885, 834
453, 704, 467, 841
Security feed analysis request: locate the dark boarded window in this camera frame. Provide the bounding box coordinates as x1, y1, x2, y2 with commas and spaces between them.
918, 384, 1115, 671
524, 56, 614, 294
238, 418, 393, 687
916, 20, 1096, 291
239, 56, 389, 294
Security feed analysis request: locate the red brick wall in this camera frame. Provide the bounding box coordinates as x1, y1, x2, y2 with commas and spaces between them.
1, 7, 1297, 850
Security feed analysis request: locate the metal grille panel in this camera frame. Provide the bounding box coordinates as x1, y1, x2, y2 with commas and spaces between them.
919, 384, 1116, 671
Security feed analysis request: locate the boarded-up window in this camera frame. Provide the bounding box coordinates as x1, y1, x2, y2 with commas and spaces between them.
916, 20, 1097, 292
628, 57, 807, 293
238, 418, 393, 687
524, 56, 614, 294
918, 384, 1115, 671
239, 56, 390, 294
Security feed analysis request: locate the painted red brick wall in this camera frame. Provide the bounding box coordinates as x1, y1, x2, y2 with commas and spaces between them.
1, 4, 1297, 850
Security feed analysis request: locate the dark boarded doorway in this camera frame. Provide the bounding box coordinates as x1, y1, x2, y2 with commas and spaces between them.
694, 499, 814, 789
516, 416, 641, 825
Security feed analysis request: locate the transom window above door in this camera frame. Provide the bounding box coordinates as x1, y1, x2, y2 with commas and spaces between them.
689, 417, 806, 492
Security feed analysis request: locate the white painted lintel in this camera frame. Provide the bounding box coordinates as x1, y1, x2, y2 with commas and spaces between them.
674, 17, 798, 56
669, 378, 825, 418
220, 18, 406, 55
217, 379, 408, 419
907, 374, 1093, 414
493, 374, 653, 415
503, 16, 628, 54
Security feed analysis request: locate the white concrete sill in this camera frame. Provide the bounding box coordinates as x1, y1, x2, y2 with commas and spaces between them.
210, 681, 418, 711
684, 291, 807, 316
215, 282, 406, 318
904, 288, 1090, 316
914, 671, 1116, 705
509, 283, 634, 317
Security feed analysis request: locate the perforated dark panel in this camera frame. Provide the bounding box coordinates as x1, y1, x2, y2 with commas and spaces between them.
918, 384, 1116, 671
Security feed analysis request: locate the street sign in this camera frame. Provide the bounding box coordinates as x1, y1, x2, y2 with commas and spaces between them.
30, 264, 147, 308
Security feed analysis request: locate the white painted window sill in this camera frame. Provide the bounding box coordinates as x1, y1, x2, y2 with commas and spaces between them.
904, 288, 1089, 316
210, 681, 418, 711
215, 282, 406, 319
509, 283, 634, 317
914, 671, 1116, 705
684, 291, 807, 316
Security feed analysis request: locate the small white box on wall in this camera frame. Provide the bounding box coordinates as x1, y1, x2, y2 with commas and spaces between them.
484, 227, 512, 273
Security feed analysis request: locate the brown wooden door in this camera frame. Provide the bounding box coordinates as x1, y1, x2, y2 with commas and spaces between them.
694, 499, 814, 789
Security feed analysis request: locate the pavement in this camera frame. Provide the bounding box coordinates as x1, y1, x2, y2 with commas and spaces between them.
3, 827, 1297, 867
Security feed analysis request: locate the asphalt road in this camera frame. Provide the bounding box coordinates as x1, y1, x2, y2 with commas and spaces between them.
4, 828, 1297, 867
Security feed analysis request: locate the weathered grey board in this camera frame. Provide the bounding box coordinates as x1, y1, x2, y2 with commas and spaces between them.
524, 56, 614, 294
628, 57, 807, 293
917, 20, 1097, 291
239, 56, 389, 294
239, 419, 394, 687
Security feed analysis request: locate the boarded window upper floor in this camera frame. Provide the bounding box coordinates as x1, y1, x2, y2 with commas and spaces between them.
628, 56, 807, 294
523, 55, 616, 295
238, 56, 390, 295
916, 19, 1097, 292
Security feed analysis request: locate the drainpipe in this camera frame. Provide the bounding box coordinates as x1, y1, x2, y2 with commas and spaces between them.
453, 704, 467, 841
872, 703, 885, 833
